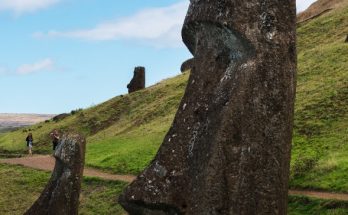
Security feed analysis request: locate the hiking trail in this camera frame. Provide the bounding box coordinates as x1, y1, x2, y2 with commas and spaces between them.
0, 155, 135, 183
1, 155, 348, 202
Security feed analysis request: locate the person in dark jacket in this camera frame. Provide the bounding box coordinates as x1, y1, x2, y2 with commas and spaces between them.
50, 129, 60, 151
26, 133, 33, 156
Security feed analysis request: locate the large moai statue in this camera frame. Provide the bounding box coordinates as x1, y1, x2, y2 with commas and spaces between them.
120, 0, 296, 214
127, 66, 146, 93
25, 134, 86, 215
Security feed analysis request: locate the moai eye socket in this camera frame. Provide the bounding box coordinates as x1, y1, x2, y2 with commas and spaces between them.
182, 22, 255, 64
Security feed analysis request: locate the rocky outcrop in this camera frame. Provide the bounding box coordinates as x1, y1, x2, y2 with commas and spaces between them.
53, 113, 70, 122
180, 58, 194, 73
120, 0, 297, 214
25, 133, 86, 215
127, 67, 145, 93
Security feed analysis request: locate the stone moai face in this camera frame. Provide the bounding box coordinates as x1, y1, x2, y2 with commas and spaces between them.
127, 66, 146, 93
25, 134, 86, 215
120, 1, 296, 215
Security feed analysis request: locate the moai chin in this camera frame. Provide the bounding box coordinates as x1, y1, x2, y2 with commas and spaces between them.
120, 1, 297, 214
25, 133, 86, 215
180, 58, 194, 73
127, 66, 146, 93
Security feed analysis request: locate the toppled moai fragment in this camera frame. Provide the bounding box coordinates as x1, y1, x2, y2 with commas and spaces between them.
180, 58, 194, 73
25, 133, 86, 215
127, 66, 146, 93
120, 1, 297, 214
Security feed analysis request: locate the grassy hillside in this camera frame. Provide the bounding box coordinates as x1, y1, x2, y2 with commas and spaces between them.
297, 0, 348, 23
0, 73, 188, 173
0, 2, 347, 192
290, 4, 348, 191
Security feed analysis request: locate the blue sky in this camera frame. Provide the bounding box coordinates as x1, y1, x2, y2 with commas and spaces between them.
0, 0, 316, 114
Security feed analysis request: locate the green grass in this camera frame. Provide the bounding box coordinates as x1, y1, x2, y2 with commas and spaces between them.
0, 2, 347, 194
79, 178, 126, 215
0, 72, 188, 173
0, 164, 127, 215
288, 196, 348, 215
86, 131, 166, 174
2, 163, 348, 214
289, 5, 348, 192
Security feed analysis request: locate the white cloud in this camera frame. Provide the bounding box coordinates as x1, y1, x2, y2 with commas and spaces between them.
17, 58, 54, 75
35, 1, 189, 48
33, 0, 315, 47
0, 0, 60, 15
297, 0, 317, 13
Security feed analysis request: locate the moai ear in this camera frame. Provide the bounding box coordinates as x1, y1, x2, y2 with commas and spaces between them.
120, 1, 297, 214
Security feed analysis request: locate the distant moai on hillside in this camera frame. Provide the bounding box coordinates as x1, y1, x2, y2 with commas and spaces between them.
127, 67, 145, 93
120, 0, 297, 214
25, 133, 86, 215
180, 58, 194, 73
345, 35, 348, 43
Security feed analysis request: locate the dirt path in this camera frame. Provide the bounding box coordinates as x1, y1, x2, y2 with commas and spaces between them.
1, 155, 348, 202
0, 155, 135, 183
289, 190, 348, 201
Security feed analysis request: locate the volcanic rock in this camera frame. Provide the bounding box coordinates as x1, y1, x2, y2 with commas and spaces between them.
127, 67, 145, 93
120, 1, 297, 214
25, 133, 86, 215
53, 113, 70, 122
180, 58, 194, 73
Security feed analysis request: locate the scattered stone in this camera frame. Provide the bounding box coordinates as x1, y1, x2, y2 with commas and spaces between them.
120, 0, 297, 214
180, 58, 194, 73
127, 67, 145, 93
25, 133, 86, 215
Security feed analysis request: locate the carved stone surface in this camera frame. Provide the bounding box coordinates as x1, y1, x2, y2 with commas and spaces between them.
127, 67, 146, 93
120, 1, 297, 214
25, 133, 86, 215
180, 58, 194, 73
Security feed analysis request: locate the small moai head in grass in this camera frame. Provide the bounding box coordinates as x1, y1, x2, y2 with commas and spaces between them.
127, 66, 146, 93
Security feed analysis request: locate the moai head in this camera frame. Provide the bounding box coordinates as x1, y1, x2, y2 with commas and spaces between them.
25, 133, 86, 215
127, 66, 146, 93
120, 1, 296, 214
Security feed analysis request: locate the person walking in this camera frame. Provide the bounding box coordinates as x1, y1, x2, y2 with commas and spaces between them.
50, 129, 60, 152
26, 133, 33, 156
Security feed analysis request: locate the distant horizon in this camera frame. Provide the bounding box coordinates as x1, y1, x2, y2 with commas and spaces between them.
0, 0, 317, 114
0, 113, 56, 116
